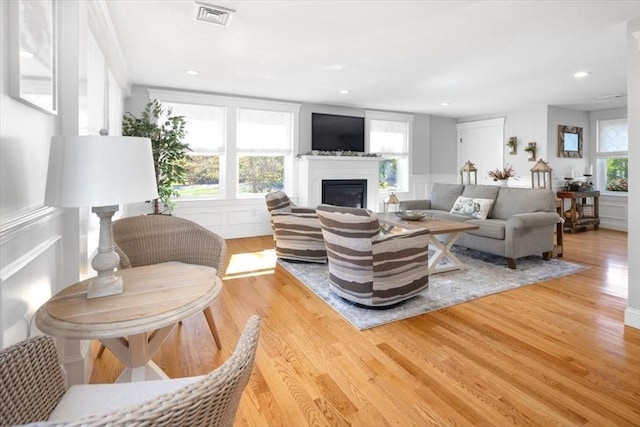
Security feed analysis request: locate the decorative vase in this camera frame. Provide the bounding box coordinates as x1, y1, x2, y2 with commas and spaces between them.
499, 179, 509, 187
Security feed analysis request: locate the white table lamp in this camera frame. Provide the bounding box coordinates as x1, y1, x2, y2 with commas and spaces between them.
45, 135, 158, 299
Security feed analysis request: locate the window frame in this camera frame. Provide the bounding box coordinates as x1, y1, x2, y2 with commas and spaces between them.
149, 89, 300, 201
595, 116, 628, 196
365, 110, 414, 194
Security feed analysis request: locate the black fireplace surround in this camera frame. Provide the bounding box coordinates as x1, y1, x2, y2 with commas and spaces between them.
321, 179, 367, 208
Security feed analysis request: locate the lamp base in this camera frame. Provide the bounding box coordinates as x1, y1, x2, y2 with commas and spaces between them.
87, 275, 124, 299
89, 205, 123, 299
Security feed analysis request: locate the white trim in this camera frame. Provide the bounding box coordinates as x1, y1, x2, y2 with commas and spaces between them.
147, 89, 301, 112
0, 207, 62, 245
456, 117, 506, 130
87, 0, 130, 96
0, 236, 62, 281
624, 307, 640, 329
365, 110, 413, 193
365, 110, 415, 122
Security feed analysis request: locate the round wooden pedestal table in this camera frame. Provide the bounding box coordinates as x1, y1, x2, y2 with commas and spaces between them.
35, 262, 221, 382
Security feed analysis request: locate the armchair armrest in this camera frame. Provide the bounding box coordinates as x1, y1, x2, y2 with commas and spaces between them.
507, 212, 561, 229
291, 207, 317, 214
372, 228, 430, 259
0, 335, 67, 425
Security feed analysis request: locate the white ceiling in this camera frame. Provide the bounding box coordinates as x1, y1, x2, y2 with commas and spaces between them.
105, 0, 640, 119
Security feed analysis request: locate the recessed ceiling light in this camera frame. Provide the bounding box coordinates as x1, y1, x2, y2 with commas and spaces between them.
185, 69, 200, 76
441, 102, 451, 106
339, 89, 351, 95
574, 71, 591, 78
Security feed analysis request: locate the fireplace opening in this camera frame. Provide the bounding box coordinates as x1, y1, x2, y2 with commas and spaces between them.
321, 179, 367, 208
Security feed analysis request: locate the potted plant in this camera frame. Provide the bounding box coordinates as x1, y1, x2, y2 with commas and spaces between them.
488, 165, 518, 186
122, 99, 190, 214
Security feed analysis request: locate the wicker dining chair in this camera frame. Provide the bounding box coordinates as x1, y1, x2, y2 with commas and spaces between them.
0, 315, 261, 427
96, 215, 228, 357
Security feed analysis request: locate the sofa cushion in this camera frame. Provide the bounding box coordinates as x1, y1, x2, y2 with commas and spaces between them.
430, 183, 464, 211
464, 218, 507, 240
449, 196, 493, 220
492, 188, 556, 220
461, 185, 500, 217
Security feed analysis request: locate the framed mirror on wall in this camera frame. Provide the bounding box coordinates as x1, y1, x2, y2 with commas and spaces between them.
558, 125, 583, 158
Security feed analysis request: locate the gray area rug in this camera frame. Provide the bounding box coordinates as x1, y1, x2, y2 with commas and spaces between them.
278, 247, 588, 330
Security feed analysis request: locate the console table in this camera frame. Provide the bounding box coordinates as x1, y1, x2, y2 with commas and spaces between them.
556, 190, 600, 234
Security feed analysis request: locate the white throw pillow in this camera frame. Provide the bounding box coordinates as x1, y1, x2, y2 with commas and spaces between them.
449, 196, 493, 220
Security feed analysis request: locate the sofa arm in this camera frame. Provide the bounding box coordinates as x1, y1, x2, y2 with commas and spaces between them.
507, 212, 561, 229
399, 199, 431, 210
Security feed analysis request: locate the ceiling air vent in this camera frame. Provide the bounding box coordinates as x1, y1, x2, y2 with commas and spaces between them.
194, 1, 235, 27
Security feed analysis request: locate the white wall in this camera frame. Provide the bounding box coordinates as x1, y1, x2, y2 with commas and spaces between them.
429, 116, 457, 175
0, 0, 61, 351
503, 105, 548, 187
0, 0, 132, 382
625, 17, 639, 329
546, 106, 591, 183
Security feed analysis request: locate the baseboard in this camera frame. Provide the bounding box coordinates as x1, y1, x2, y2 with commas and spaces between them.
624, 307, 640, 329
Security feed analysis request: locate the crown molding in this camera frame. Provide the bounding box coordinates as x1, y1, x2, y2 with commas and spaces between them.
87, 0, 131, 96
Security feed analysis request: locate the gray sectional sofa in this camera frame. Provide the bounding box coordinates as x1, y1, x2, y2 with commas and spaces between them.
400, 183, 561, 268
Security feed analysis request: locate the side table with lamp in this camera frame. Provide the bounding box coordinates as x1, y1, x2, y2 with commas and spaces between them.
34, 132, 225, 383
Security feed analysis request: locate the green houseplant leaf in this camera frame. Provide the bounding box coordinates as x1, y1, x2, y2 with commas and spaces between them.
122, 99, 190, 214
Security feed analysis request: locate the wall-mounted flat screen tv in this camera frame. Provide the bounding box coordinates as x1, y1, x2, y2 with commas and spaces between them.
312, 113, 365, 152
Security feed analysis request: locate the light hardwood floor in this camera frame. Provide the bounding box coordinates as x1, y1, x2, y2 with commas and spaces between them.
90, 229, 639, 426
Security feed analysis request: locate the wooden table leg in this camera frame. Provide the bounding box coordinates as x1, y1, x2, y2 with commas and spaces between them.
428, 232, 467, 274
100, 324, 176, 383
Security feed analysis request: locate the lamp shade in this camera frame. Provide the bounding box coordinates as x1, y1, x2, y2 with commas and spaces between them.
45, 136, 158, 208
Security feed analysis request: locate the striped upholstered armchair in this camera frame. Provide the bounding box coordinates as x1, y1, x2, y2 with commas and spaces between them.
265, 191, 327, 263
316, 204, 430, 307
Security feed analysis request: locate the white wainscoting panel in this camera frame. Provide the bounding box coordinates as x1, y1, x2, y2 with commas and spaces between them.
0, 236, 60, 348
599, 195, 628, 231
173, 199, 272, 239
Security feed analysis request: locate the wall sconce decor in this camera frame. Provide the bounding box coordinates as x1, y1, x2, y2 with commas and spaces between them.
459, 160, 478, 185
558, 125, 583, 158
530, 159, 553, 190
506, 137, 517, 155
524, 142, 536, 161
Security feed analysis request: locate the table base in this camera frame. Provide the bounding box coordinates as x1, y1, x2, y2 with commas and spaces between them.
101, 324, 176, 383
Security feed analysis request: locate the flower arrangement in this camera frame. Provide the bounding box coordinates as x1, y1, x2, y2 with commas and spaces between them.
488, 165, 518, 181
524, 144, 535, 153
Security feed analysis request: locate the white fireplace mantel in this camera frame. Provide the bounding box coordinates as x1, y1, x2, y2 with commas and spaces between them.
296, 156, 380, 209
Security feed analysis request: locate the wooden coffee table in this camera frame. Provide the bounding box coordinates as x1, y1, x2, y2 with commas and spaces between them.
377, 212, 480, 274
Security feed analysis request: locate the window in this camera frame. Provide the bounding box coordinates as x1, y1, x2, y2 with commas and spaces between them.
367, 112, 412, 192
163, 102, 226, 199
152, 90, 300, 201
596, 118, 628, 193
237, 108, 292, 196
